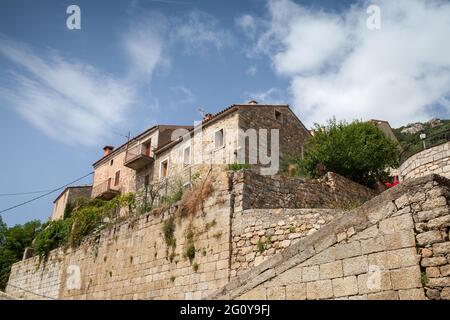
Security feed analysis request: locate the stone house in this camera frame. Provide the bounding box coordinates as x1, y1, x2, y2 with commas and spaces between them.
153, 101, 311, 186
50, 185, 92, 221
91, 125, 192, 200
90, 101, 310, 203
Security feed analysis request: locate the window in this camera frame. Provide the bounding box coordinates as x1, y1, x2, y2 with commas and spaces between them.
114, 171, 120, 186
215, 129, 224, 149
160, 159, 169, 178
144, 140, 152, 156
183, 146, 191, 167
275, 110, 282, 121
110, 159, 114, 166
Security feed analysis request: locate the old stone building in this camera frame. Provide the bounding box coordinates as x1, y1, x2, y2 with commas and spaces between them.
90, 102, 311, 202
50, 186, 92, 221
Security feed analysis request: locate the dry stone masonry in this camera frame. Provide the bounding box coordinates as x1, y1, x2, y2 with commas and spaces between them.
210, 174, 450, 300
400, 141, 450, 181
6, 169, 450, 300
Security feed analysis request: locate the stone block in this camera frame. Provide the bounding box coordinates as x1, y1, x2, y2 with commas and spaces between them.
384, 229, 416, 250
302, 266, 319, 282
343, 256, 368, 276
422, 196, 447, 211
426, 267, 441, 278
398, 288, 426, 300
332, 276, 358, 297
421, 257, 447, 267
426, 288, 440, 300
432, 241, 450, 255
385, 247, 419, 269
267, 286, 286, 300
306, 280, 333, 300
353, 225, 378, 240
440, 265, 450, 276
417, 207, 449, 222
348, 294, 367, 300
416, 230, 444, 246
390, 266, 422, 290
357, 270, 391, 294
334, 241, 361, 260
427, 277, 450, 287
379, 214, 413, 234
427, 215, 450, 229
286, 283, 307, 300
361, 236, 385, 254
275, 266, 302, 285
421, 248, 433, 258
320, 261, 343, 280
441, 287, 450, 300
367, 290, 398, 300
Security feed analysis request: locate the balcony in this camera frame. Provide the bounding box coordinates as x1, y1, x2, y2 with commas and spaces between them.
124, 143, 154, 170
92, 179, 120, 200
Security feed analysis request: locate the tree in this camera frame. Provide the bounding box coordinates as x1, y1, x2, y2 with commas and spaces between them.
301, 119, 400, 187
0, 219, 41, 290
0, 216, 6, 246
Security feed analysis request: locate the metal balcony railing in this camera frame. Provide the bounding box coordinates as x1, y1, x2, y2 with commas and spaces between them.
92, 179, 120, 200
124, 144, 154, 170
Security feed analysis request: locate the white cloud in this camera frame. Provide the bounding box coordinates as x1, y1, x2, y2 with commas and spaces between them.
173, 11, 233, 54
245, 0, 450, 127
236, 14, 257, 37
0, 37, 135, 147
170, 85, 195, 105
244, 87, 286, 105
122, 15, 168, 84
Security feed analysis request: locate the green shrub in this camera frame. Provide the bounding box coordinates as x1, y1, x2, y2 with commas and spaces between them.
192, 262, 199, 272
302, 118, 400, 187
257, 240, 266, 254
33, 219, 72, 259
163, 217, 176, 249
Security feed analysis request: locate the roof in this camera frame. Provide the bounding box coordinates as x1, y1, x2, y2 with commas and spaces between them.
154, 103, 310, 155
53, 185, 92, 204
92, 125, 193, 168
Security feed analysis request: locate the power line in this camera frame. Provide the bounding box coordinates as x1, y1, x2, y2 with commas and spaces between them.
0, 172, 93, 215
6, 283, 57, 300
0, 189, 57, 197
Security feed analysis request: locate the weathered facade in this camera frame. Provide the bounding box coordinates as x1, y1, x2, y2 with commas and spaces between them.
50, 186, 92, 221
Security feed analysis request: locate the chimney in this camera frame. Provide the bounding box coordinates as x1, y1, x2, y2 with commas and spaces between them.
203, 113, 213, 122
248, 100, 258, 105
103, 146, 114, 157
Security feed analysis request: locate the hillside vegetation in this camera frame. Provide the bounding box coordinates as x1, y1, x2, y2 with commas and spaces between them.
393, 119, 450, 162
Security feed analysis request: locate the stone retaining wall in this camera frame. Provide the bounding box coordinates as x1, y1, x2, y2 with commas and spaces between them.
232, 170, 376, 210
210, 174, 450, 300
400, 141, 450, 181
231, 208, 343, 277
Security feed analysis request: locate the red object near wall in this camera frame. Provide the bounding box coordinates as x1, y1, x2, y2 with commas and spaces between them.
385, 175, 399, 188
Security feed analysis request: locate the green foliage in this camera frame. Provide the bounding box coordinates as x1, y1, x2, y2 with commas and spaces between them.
227, 163, 251, 171
289, 225, 296, 233
421, 272, 428, 285
192, 262, 199, 272
280, 154, 308, 177
257, 240, 266, 254
162, 217, 176, 249
394, 119, 450, 161
302, 118, 400, 187
33, 219, 71, 259
63, 201, 74, 220
185, 244, 196, 262
0, 219, 41, 290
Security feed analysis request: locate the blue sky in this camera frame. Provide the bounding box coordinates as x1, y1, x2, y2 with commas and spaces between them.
1, 0, 449, 226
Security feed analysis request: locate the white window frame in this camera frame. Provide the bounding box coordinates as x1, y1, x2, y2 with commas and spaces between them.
183, 145, 191, 167
214, 128, 224, 150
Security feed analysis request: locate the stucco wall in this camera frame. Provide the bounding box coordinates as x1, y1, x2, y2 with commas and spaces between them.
400, 141, 450, 181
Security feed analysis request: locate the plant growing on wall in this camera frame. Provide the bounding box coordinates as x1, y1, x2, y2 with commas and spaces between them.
301, 118, 400, 187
